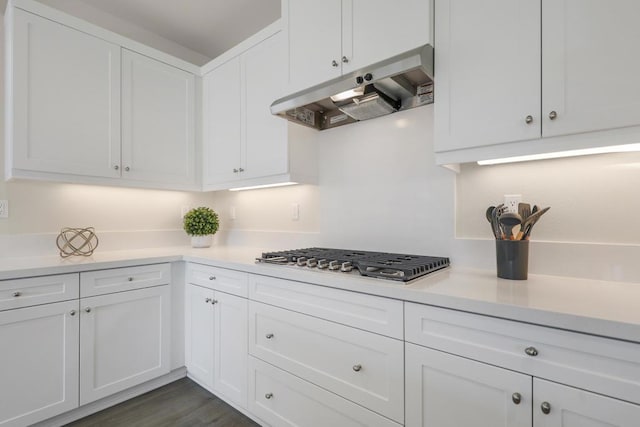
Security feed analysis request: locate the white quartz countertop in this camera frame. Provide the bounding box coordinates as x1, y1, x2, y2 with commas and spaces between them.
1, 245, 639, 343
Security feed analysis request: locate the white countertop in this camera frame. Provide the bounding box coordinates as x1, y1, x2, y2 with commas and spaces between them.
1, 245, 639, 343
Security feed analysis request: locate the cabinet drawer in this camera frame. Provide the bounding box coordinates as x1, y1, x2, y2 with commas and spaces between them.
249, 274, 403, 338
249, 301, 404, 423
80, 263, 171, 297
0, 273, 79, 311
405, 302, 640, 405
187, 263, 248, 297
248, 356, 401, 427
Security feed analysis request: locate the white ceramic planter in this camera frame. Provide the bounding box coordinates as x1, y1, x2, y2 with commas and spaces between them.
190, 235, 213, 248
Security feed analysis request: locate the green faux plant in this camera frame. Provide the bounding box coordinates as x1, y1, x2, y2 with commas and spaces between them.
183, 207, 219, 236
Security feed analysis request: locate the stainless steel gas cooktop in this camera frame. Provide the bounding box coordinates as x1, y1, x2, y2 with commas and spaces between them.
255, 248, 450, 282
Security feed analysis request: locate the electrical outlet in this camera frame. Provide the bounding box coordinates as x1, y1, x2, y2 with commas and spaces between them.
504, 194, 522, 213
0, 200, 8, 218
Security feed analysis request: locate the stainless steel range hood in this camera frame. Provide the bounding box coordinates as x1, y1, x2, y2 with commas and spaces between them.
271, 44, 434, 130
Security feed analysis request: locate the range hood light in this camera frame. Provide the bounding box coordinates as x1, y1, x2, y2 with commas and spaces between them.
330, 87, 365, 102
477, 144, 640, 165
228, 182, 298, 192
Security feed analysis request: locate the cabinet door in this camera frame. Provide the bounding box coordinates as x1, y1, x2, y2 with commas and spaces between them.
11, 9, 121, 177
213, 292, 248, 408
542, 0, 640, 138
405, 343, 531, 427
203, 57, 242, 186
0, 300, 79, 427
243, 32, 289, 180
80, 285, 171, 405
534, 379, 640, 427
122, 50, 196, 186
434, 0, 541, 152
343, 0, 432, 73
286, 0, 342, 92
185, 284, 215, 389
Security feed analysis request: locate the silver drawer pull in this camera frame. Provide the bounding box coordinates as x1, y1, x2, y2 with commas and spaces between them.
205, 298, 212, 303
84, 307, 92, 313
352, 364, 362, 372
209, 276, 216, 280
127, 277, 134, 282
541, 401, 551, 414
524, 346, 539, 357
512, 393, 521, 404
265, 333, 274, 339
265, 393, 273, 399
12, 291, 21, 297
69, 310, 77, 316
211, 299, 218, 305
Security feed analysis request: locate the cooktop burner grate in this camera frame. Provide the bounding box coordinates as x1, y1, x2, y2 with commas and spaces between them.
257, 247, 450, 282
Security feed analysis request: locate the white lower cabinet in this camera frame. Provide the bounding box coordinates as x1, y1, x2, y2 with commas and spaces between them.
248, 356, 401, 427
80, 285, 171, 405
185, 283, 248, 409
0, 300, 79, 427
405, 343, 531, 427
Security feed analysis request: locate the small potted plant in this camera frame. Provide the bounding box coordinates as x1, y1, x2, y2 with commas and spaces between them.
183, 206, 219, 248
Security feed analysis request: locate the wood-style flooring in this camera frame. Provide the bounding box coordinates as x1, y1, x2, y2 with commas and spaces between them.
65, 378, 260, 427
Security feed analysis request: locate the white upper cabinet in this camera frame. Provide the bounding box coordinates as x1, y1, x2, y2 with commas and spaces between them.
435, 0, 640, 164
434, 0, 541, 152
10, 8, 121, 178
541, 0, 640, 138
286, 0, 432, 93
121, 50, 196, 186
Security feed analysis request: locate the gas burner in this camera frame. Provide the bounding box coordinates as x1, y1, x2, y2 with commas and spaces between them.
256, 247, 450, 282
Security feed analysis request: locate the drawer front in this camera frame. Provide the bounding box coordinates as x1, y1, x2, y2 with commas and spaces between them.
249, 301, 404, 423
80, 263, 171, 297
248, 356, 401, 427
249, 274, 403, 339
405, 302, 640, 405
187, 263, 249, 297
0, 273, 79, 311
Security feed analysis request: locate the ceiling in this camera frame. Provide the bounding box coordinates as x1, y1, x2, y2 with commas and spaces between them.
4, 0, 281, 63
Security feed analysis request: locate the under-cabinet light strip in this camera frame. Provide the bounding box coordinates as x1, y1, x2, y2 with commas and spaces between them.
228, 182, 298, 191
477, 143, 640, 165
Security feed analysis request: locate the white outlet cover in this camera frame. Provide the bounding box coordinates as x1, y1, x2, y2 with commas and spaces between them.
504, 194, 522, 213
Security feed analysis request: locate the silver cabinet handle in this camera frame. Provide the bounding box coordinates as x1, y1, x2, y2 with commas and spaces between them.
205, 298, 212, 303
512, 393, 521, 404
69, 310, 77, 316
124, 166, 130, 171
84, 307, 92, 313
524, 346, 539, 357
548, 111, 557, 120
352, 364, 362, 372
12, 291, 21, 297
541, 401, 551, 414
266, 333, 274, 339
238, 167, 244, 172
332, 60, 339, 67
265, 393, 273, 399
114, 165, 119, 170
233, 168, 239, 173
342, 56, 349, 63
525, 115, 533, 124
127, 277, 133, 282
209, 276, 216, 281
211, 299, 218, 305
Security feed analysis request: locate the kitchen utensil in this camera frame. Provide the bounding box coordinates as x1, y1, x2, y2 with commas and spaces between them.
518, 203, 531, 223
522, 206, 550, 239
486, 206, 500, 239
499, 212, 522, 240
486, 206, 495, 223
492, 204, 505, 239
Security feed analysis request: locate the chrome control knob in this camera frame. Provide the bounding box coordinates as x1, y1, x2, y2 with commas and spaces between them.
541, 401, 551, 414
512, 393, 522, 404
296, 257, 308, 266
352, 364, 362, 372
69, 310, 77, 316
342, 56, 349, 63
341, 262, 354, 272
84, 307, 92, 313
548, 111, 558, 120
524, 346, 539, 357
306, 258, 318, 268
332, 60, 339, 67
328, 260, 341, 271
265, 393, 273, 399
525, 115, 533, 124
317, 259, 329, 269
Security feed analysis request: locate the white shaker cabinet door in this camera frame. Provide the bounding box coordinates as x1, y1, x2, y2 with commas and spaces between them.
343, 0, 432, 74
185, 284, 215, 389
405, 343, 531, 427
79, 285, 171, 405
286, 0, 342, 92
11, 9, 121, 178
121, 50, 196, 186
434, 0, 541, 152
243, 31, 289, 180
542, 0, 640, 138
533, 378, 640, 427
212, 291, 248, 409
203, 57, 243, 186
0, 301, 79, 427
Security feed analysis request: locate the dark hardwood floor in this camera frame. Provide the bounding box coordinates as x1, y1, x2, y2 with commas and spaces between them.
65, 378, 261, 427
